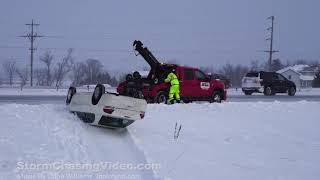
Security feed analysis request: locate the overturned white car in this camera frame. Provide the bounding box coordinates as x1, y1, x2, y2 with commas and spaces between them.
66, 84, 147, 128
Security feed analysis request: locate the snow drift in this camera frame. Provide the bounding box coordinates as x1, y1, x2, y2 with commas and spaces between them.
0, 101, 319, 180
129, 102, 320, 180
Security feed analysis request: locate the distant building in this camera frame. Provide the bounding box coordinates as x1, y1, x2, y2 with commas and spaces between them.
277, 65, 317, 89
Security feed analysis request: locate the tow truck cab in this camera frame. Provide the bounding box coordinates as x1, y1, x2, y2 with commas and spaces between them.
117, 40, 227, 103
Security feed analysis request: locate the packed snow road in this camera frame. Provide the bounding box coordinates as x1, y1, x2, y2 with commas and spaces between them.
0, 94, 320, 105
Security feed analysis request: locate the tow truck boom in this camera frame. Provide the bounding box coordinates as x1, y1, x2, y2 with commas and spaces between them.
133, 40, 160, 69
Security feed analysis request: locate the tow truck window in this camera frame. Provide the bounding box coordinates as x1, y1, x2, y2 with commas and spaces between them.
195, 70, 206, 80
184, 69, 193, 80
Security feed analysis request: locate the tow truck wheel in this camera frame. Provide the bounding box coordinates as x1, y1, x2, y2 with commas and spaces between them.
154, 91, 167, 104
92, 84, 105, 105
66, 87, 76, 105
211, 91, 222, 103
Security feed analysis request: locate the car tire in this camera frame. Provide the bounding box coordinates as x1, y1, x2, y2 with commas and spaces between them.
66, 87, 76, 105
264, 86, 273, 96
92, 84, 105, 105
288, 86, 296, 96
154, 91, 167, 104
211, 91, 222, 103
244, 91, 253, 95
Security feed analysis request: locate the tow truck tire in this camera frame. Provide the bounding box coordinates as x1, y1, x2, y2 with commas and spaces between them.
66, 87, 76, 105
211, 91, 222, 103
92, 84, 105, 105
154, 91, 167, 104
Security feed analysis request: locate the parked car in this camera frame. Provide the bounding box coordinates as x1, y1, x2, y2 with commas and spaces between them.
117, 40, 227, 103
241, 71, 296, 96
66, 84, 147, 128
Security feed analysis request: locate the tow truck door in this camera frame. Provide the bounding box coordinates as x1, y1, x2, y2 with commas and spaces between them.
194, 70, 211, 97
180, 68, 196, 97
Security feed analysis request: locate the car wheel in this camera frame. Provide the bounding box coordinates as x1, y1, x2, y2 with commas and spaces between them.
66, 87, 76, 105
288, 86, 296, 96
244, 91, 252, 95
211, 91, 222, 103
264, 86, 272, 96
154, 91, 167, 104
92, 84, 105, 105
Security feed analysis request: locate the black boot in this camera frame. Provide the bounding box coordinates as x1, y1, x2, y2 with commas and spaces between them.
170, 99, 175, 104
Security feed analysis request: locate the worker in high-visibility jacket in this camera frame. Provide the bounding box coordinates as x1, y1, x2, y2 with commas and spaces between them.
164, 69, 180, 104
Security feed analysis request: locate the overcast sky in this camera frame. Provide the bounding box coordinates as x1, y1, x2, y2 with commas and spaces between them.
0, 0, 319, 76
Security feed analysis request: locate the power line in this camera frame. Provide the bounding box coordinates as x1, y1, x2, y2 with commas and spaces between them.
264, 16, 279, 71
20, 19, 43, 86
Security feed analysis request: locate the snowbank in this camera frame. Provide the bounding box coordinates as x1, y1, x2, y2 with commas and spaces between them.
129, 102, 320, 180
0, 86, 116, 96
0, 104, 155, 180
0, 88, 68, 96
1, 102, 319, 180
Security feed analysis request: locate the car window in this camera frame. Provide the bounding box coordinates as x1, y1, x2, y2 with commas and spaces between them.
183, 69, 193, 80
246, 72, 259, 77
278, 74, 285, 81
272, 73, 279, 80
195, 70, 206, 80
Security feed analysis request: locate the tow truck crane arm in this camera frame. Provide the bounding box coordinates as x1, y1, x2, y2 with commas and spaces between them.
133, 40, 160, 69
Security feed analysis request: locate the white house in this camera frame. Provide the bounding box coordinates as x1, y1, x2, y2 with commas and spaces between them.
277, 65, 315, 90
277, 68, 301, 89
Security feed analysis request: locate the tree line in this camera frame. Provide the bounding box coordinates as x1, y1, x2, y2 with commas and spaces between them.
0, 49, 119, 90
1, 51, 320, 89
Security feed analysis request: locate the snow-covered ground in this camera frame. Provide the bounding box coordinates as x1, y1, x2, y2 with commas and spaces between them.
130, 102, 320, 180
0, 104, 155, 180
1, 102, 319, 180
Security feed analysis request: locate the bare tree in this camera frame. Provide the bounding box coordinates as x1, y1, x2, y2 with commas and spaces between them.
219, 63, 248, 88
2, 61, 17, 86
82, 59, 103, 84
250, 60, 260, 71
16, 67, 28, 90
40, 51, 54, 86
271, 59, 284, 72
34, 68, 46, 86
53, 49, 74, 90
70, 62, 86, 86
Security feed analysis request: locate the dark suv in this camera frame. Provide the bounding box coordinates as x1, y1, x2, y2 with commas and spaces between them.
241, 71, 296, 96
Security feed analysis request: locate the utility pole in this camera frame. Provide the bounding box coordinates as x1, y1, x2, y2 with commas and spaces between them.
264, 16, 279, 71
21, 19, 43, 86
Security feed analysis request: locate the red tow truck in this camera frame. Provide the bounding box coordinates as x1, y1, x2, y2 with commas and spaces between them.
117, 40, 227, 103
